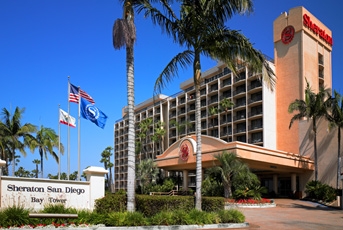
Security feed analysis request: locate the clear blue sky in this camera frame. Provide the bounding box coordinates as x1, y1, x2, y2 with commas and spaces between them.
1, 0, 342, 177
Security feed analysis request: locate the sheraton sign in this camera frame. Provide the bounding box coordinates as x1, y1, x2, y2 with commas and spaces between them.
303, 13, 333, 46
0, 166, 107, 211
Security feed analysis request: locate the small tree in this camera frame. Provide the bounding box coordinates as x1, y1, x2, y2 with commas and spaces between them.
212, 151, 250, 198
136, 158, 159, 194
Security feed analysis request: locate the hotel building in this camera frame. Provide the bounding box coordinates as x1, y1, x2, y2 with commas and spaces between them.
114, 6, 339, 197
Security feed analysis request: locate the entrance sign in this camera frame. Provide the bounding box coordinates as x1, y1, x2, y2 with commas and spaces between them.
0, 166, 107, 211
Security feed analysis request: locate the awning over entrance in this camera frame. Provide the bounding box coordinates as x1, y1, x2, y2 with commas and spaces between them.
155, 135, 314, 174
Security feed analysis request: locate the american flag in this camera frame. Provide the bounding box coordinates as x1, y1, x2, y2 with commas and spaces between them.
69, 83, 95, 104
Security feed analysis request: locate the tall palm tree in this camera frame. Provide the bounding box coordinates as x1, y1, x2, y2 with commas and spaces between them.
139, 118, 153, 159
325, 90, 343, 189
100, 146, 114, 192
32, 159, 41, 178
0, 107, 36, 175
152, 120, 166, 157
0, 129, 11, 175
170, 120, 184, 140
27, 125, 62, 178
220, 98, 234, 141
113, 0, 137, 212
288, 80, 330, 181
209, 106, 218, 128
136, 0, 276, 210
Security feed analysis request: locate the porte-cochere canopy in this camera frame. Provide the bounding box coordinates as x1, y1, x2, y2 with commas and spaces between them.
155, 135, 314, 174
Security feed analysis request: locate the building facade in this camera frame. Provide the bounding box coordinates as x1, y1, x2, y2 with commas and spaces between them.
114, 6, 339, 196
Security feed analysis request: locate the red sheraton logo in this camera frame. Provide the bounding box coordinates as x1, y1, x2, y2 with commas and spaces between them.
179, 143, 189, 161
303, 13, 333, 46
281, 26, 295, 44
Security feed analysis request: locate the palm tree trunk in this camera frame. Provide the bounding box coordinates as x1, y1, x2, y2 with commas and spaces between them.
313, 119, 318, 181
337, 128, 341, 189
40, 150, 44, 178
194, 53, 202, 211
11, 148, 15, 176
226, 112, 229, 141
126, 45, 136, 212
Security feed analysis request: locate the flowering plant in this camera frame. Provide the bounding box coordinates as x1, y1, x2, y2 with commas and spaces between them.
226, 198, 273, 204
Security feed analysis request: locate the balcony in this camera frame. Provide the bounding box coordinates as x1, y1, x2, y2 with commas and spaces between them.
248, 124, 263, 131
233, 128, 246, 134
248, 110, 263, 117
248, 96, 262, 104
248, 82, 262, 91
233, 114, 246, 121
233, 89, 246, 96
248, 138, 263, 144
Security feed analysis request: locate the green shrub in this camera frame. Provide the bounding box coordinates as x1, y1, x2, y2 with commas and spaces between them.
136, 195, 193, 217
172, 209, 193, 225
146, 178, 175, 193
202, 177, 224, 197
104, 211, 147, 227
42, 203, 77, 214
1, 205, 31, 227
217, 209, 245, 223
0, 210, 6, 227
149, 211, 176, 225
94, 193, 127, 213
202, 196, 225, 212
305, 180, 337, 202
187, 209, 215, 225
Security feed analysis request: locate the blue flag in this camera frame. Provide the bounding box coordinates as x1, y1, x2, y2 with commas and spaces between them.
80, 98, 108, 129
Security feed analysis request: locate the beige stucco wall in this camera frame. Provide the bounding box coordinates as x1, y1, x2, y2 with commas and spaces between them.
274, 6, 332, 155
299, 118, 341, 188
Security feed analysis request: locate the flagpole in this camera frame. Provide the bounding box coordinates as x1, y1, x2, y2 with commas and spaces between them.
58, 104, 61, 180
67, 77, 70, 180
78, 87, 81, 181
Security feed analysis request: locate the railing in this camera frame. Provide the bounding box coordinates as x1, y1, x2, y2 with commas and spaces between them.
149, 190, 190, 196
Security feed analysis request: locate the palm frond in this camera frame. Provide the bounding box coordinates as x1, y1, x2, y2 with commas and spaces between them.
113, 19, 136, 50
154, 50, 194, 95
203, 28, 276, 90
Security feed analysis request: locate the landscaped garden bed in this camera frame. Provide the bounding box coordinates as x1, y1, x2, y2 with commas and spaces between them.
225, 198, 276, 208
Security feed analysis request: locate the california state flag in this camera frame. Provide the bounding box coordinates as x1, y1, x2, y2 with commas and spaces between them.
59, 109, 76, 127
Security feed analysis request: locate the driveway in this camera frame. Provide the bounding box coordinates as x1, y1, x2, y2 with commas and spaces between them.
226, 198, 343, 229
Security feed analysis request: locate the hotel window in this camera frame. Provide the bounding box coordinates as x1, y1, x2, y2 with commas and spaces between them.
251, 132, 263, 143
236, 135, 246, 143
201, 99, 207, 106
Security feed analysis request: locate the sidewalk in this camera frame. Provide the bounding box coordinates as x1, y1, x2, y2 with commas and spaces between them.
220, 198, 343, 230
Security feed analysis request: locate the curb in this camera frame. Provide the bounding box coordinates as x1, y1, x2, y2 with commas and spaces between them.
3, 223, 249, 230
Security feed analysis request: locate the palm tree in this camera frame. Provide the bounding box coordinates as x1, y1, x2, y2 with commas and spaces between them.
27, 125, 63, 178
288, 80, 330, 181
170, 120, 184, 140
100, 146, 114, 192
32, 159, 41, 178
212, 151, 250, 198
325, 90, 343, 189
139, 118, 153, 159
0, 129, 11, 175
152, 120, 166, 157
0, 107, 36, 175
136, 0, 276, 210
220, 98, 234, 141
209, 106, 218, 128
113, 0, 137, 212
14, 166, 32, 178
136, 158, 159, 194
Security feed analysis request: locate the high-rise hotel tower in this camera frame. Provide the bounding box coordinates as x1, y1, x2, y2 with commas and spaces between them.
114, 6, 338, 196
